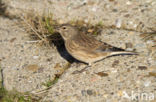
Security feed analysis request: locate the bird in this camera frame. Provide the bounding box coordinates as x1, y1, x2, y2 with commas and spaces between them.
55, 24, 137, 66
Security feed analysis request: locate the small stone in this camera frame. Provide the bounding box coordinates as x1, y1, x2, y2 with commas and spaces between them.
109, 0, 114, 2
127, 69, 131, 72
38, 67, 44, 73
109, 31, 114, 35
133, 24, 137, 28
138, 66, 147, 70
103, 94, 108, 98
144, 81, 151, 87
126, 48, 133, 51
54, 63, 61, 69
126, 42, 133, 48
148, 72, 156, 77
129, 21, 133, 25
111, 70, 117, 73
10, 38, 16, 43
149, 65, 156, 71
118, 90, 123, 97
134, 43, 146, 49
25, 64, 39, 72
112, 9, 118, 12
84, 19, 88, 23
33, 56, 39, 59
81, 90, 86, 96
124, 14, 130, 17
154, 36, 156, 40
82, 0, 87, 4
47, 57, 53, 61
128, 31, 135, 35
146, 40, 154, 46
87, 90, 93, 96
95, 72, 109, 77
112, 60, 119, 67
115, 19, 122, 28
58, 19, 64, 24
92, 7, 97, 12
88, 29, 94, 33
28, 80, 32, 83
87, 1, 95, 5
126, 1, 132, 5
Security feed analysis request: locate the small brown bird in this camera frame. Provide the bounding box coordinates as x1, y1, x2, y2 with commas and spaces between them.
56, 24, 137, 66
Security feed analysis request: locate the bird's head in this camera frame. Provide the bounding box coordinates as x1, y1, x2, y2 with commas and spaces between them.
55, 24, 78, 41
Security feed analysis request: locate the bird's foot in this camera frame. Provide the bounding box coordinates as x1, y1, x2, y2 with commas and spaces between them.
71, 62, 85, 68
72, 65, 91, 74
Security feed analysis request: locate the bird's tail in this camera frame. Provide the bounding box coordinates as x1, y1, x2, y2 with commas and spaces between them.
110, 51, 138, 56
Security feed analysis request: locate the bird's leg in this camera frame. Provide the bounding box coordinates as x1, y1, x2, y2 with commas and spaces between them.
72, 63, 91, 74
88, 62, 92, 67
76, 62, 85, 68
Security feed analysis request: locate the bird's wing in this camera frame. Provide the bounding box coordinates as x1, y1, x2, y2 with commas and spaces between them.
73, 32, 125, 52
95, 42, 125, 53
73, 32, 103, 50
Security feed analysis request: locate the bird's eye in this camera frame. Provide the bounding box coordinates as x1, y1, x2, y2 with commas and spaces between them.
62, 27, 66, 29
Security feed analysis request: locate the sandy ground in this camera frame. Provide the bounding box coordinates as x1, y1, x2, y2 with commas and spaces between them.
0, 0, 156, 102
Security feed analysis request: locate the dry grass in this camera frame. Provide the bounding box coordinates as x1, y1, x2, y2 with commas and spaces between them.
0, 0, 6, 16
20, 12, 62, 47
141, 27, 156, 42
20, 13, 105, 48
21, 13, 156, 46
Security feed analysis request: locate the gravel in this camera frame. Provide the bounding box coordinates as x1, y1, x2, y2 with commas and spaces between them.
0, 0, 155, 102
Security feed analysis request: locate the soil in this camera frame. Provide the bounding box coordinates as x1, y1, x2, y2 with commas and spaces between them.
0, 0, 156, 102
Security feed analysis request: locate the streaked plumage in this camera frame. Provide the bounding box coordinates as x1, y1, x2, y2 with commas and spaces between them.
56, 24, 137, 66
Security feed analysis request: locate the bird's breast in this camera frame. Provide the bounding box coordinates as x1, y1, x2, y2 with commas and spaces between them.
65, 40, 106, 63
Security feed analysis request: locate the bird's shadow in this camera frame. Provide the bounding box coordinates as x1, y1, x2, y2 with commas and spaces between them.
48, 33, 137, 65
48, 32, 80, 64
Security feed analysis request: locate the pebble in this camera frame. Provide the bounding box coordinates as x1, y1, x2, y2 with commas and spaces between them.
58, 19, 64, 24
144, 81, 151, 87
81, 90, 86, 96
111, 70, 117, 73
87, 90, 93, 96
138, 66, 147, 70
112, 9, 118, 12
128, 31, 135, 35
129, 21, 133, 25
82, 0, 87, 4
147, 57, 154, 64
88, 29, 94, 33
112, 60, 119, 67
126, 42, 133, 48
95, 72, 109, 77
126, 48, 133, 51
92, 7, 97, 12
117, 90, 123, 97
33, 56, 39, 59
134, 43, 146, 49
25, 64, 39, 72
126, 1, 132, 5
28, 80, 32, 83
146, 0, 153, 3
133, 24, 137, 28
84, 19, 89, 23
115, 19, 122, 28
149, 65, 156, 71
154, 36, 156, 40
146, 40, 154, 45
